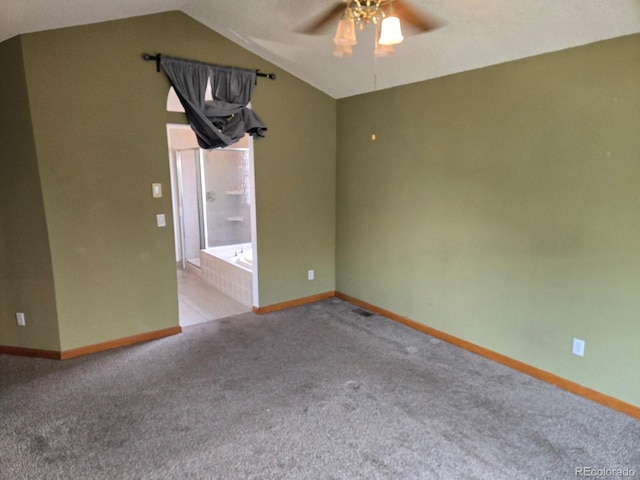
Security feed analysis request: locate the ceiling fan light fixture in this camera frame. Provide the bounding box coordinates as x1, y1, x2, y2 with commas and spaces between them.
378, 16, 403, 45
303, 0, 440, 58
333, 18, 357, 46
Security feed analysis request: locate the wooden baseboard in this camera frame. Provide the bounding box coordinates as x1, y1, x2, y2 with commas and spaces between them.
60, 326, 182, 359
0, 345, 62, 359
253, 291, 336, 314
335, 292, 640, 420
0, 326, 182, 361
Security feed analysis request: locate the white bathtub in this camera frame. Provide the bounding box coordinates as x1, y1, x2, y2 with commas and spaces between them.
203, 243, 253, 272
200, 243, 253, 307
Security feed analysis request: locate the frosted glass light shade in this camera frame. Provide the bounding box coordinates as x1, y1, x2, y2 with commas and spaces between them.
378, 16, 403, 45
333, 18, 357, 46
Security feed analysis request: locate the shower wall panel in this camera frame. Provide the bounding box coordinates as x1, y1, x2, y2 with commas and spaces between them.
202, 149, 252, 248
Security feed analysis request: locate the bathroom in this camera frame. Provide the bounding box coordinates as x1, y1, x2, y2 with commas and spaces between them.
168, 124, 257, 325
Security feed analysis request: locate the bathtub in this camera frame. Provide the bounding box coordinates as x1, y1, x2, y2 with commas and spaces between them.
199, 243, 253, 307
203, 243, 253, 272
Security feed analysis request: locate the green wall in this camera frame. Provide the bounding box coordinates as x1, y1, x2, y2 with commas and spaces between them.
2, 8, 635, 410
253, 68, 336, 306
1, 11, 335, 352
0, 37, 60, 351
336, 34, 640, 407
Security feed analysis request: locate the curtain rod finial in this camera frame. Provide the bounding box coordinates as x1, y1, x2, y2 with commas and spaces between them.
256, 69, 276, 81
142, 53, 161, 72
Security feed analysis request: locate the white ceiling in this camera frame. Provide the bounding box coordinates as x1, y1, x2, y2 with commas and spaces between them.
2, 0, 640, 98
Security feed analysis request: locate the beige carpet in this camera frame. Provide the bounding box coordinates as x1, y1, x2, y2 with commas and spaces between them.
1, 298, 637, 479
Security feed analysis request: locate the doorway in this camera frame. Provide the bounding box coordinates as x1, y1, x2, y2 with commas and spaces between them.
167, 124, 258, 326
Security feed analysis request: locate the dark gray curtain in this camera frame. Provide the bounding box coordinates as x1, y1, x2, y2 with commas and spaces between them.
160, 55, 267, 149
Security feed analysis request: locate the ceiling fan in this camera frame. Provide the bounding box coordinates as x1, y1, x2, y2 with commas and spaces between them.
300, 0, 441, 57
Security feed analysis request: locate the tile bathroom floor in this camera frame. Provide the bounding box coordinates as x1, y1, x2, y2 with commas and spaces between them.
177, 268, 251, 328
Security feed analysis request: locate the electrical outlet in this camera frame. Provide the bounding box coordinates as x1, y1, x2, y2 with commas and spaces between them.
16, 312, 26, 327
572, 338, 585, 357
308, 269, 314, 281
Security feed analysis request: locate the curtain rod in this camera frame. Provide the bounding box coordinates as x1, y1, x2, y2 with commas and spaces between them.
142, 53, 276, 81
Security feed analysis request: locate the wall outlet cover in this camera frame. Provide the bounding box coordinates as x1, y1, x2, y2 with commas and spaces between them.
572, 338, 585, 357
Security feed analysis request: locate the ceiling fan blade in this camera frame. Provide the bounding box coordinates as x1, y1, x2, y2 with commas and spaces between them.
392, 0, 442, 34
298, 2, 347, 34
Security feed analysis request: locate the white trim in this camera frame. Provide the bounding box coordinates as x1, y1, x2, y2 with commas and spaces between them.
248, 135, 259, 308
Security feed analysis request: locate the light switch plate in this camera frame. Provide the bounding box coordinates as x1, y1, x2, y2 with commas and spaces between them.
156, 214, 166, 227
152, 183, 162, 198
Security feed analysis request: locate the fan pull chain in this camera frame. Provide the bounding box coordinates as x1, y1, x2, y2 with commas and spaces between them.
371, 25, 379, 141
371, 66, 377, 141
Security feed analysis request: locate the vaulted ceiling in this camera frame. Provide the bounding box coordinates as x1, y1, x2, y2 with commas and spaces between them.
3, 0, 640, 98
